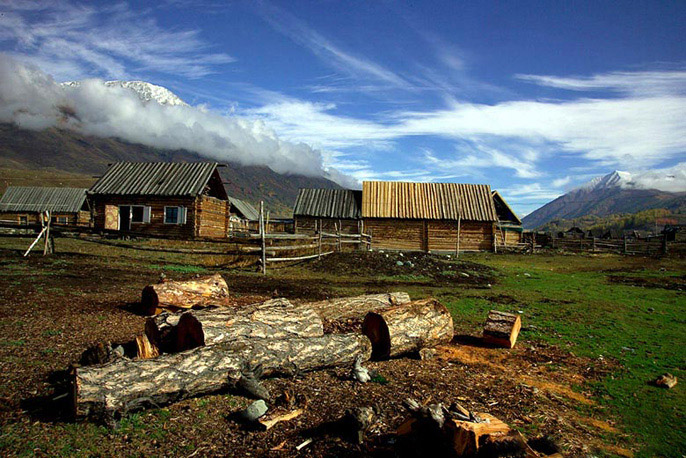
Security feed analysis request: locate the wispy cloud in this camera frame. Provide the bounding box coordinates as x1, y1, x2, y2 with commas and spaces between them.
517, 69, 686, 97
256, 1, 409, 88
0, 1, 234, 80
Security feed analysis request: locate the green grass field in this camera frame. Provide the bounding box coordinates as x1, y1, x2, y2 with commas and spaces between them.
0, 236, 683, 456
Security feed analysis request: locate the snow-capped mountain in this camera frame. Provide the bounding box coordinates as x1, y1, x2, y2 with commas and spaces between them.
62, 80, 188, 106
577, 170, 633, 191
523, 169, 686, 229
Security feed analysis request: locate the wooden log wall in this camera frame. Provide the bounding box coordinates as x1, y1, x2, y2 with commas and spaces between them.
365, 218, 494, 252
91, 196, 198, 238
495, 227, 522, 246
196, 195, 229, 238
0, 211, 90, 227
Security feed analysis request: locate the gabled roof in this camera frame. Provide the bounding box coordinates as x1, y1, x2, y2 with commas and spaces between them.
361, 181, 497, 222
89, 162, 226, 198
229, 197, 259, 221
0, 187, 87, 213
492, 191, 522, 225
293, 189, 362, 219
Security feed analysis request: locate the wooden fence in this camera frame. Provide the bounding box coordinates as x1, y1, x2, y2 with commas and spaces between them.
551, 236, 670, 255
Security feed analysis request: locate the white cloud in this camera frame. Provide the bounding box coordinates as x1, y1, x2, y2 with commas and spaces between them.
0, 54, 351, 181
627, 163, 686, 193
552, 176, 572, 188
517, 70, 686, 97
0, 1, 234, 80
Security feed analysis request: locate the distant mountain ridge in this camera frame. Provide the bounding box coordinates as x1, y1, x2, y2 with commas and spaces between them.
0, 123, 339, 217
523, 170, 686, 229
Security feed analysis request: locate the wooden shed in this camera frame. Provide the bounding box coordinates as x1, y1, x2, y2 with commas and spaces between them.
361, 181, 498, 252
492, 190, 523, 246
293, 188, 362, 235
88, 162, 230, 238
0, 186, 90, 227
227, 196, 258, 233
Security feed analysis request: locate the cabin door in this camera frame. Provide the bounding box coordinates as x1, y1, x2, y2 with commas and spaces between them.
118, 206, 131, 232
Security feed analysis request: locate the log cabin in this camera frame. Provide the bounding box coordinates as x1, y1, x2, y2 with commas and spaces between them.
0, 186, 90, 227
227, 196, 258, 233
88, 162, 230, 238
492, 190, 523, 246
293, 188, 363, 234
361, 181, 499, 252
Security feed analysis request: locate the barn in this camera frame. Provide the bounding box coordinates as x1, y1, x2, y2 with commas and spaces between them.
0, 186, 90, 227
361, 181, 498, 252
293, 188, 362, 234
492, 190, 523, 246
88, 162, 230, 238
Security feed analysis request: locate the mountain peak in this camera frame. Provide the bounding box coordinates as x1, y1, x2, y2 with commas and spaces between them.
62, 80, 188, 107
578, 170, 632, 191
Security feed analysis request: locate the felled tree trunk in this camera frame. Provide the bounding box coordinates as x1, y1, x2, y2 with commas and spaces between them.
73, 333, 371, 424
307, 292, 411, 321
362, 298, 454, 360
482, 310, 521, 348
145, 298, 324, 353
140, 273, 230, 315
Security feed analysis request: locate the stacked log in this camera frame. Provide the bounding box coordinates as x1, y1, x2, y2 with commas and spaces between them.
73, 333, 371, 424
482, 310, 521, 348
362, 298, 454, 360
145, 298, 324, 353
140, 273, 230, 315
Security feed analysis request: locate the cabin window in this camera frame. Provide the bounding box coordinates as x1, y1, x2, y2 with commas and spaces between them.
19, 215, 28, 225
52, 216, 69, 224
131, 206, 151, 224
164, 206, 186, 225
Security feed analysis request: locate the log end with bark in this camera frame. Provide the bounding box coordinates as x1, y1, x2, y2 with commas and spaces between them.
362, 298, 454, 360
140, 273, 230, 315
482, 310, 521, 349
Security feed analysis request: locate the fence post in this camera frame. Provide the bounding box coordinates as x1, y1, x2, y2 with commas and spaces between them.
661, 234, 668, 255
260, 201, 266, 275
318, 230, 322, 259
623, 235, 627, 255
592, 237, 596, 252
336, 222, 341, 252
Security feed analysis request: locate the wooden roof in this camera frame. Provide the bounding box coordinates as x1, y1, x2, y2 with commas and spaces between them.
228, 197, 259, 221
362, 181, 497, 222
293, 189, 361, 219
89, 162, 227, 199
492, 191, 522, 225
0, 187, 87, 213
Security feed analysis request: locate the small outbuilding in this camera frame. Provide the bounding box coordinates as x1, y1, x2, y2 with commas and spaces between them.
362, 181, 498, 252
88, 162, 230, 238
293, 188, 362, 234
564, 227, 585, 239
227, 196, 259, 233
0, 186, 90, 227
492, 190, 523, 246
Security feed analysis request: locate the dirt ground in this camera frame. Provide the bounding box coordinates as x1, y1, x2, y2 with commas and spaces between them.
0, 244, 647, 457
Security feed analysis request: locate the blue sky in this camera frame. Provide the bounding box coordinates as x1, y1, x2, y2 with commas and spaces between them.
1, 0, 685, 215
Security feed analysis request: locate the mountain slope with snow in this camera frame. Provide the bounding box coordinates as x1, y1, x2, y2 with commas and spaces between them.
61, 80, 188, 106
523, 169, 686, 229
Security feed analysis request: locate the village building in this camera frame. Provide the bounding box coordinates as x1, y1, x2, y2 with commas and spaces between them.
361, 181, 499, 252
293, 188, 362, 234
491, 190, 523, 246
0, 186, 90, 227
561, 227, 585, 239
227, 196, 259, 233
88, 162, 230, 238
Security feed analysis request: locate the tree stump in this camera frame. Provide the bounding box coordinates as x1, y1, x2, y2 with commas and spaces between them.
73, 333, 372, 424
482, 310, 521, 348
140, 273, 229, 315
362, 298, 454, 360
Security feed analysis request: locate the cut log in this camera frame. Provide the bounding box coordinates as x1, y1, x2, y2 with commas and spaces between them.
307, 292, 411, 333
308, 292, 411, 321
482, 310, 521, 348
140, 273, 229, 315
445, 413, 513, 456
73, 333, 371, 424
257, 408, 303, 431
362, 298, 454, 360
145, 298, 324, 353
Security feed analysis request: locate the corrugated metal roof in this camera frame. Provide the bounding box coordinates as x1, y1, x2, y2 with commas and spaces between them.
492, 191, 522, 225
0, 187, 87, 213
293, 189, 362, 219
229, 197, 259, 221
88, 162, 219, 196
362, 181, 497, 222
